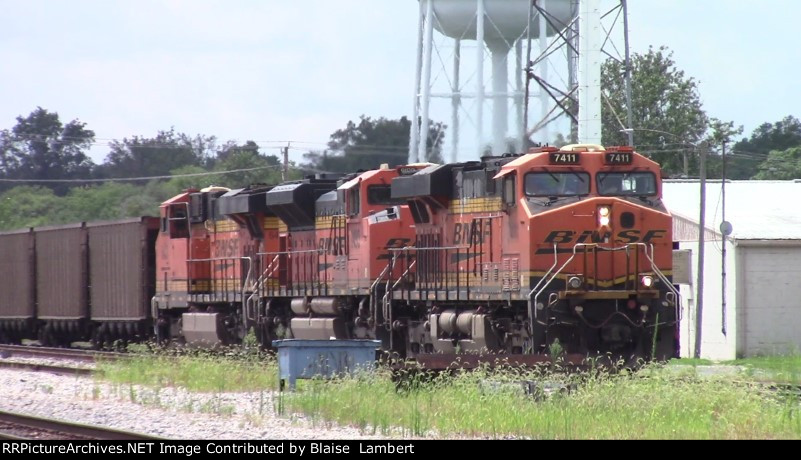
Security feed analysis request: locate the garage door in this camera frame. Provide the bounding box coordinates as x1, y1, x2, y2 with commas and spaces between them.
739, 245, 801, 356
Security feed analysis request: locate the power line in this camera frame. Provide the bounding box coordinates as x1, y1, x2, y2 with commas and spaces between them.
0, 164, 284, 184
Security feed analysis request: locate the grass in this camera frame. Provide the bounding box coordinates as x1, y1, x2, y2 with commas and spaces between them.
97, 345, 278, 392
277, 362, 801, 439
725, 354, 801, 384
95, 348, 801, 439
668, 357, 715, 366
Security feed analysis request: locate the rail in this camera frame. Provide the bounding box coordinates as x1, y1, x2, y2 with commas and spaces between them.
0, 410, 161, 440
0, 344, 127, 363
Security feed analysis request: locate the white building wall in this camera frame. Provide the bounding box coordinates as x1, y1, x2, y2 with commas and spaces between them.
736, 242, 801, 356
677, 239, 738, 360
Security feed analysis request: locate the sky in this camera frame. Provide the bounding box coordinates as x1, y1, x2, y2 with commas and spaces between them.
0, 0, 798, 166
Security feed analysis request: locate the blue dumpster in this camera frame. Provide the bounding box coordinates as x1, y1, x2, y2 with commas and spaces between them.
272, 339, 382, 390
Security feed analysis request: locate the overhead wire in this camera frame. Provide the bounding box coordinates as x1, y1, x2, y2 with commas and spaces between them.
0, 164, 285, 184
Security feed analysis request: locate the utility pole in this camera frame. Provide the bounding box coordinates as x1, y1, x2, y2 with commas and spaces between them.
683, 150, 689, 178
694, 141, 708, 358
721, 140, 728, 336
622, 0, 634, 146
282, 145, 289, 181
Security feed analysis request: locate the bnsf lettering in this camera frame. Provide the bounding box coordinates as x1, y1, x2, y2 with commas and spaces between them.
384, 238, 412, 249
377, 238, 413, 261
416, 234, 440, 248
544, 230, 574, 244
576, 230, 605, 244
318, 236, 347, 255
212, 239, 239, 258
452, 221, 493, 245
616, 230, 640, 243
543, 229, 667, 244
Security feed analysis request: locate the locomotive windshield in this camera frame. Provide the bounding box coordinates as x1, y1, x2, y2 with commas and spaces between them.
597, 172, 657, 196
525, 172, 590, 197
367, 185, 406, 206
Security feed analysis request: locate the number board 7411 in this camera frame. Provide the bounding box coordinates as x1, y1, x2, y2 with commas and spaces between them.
604, 152, 633, 165
549, 152, 581, 165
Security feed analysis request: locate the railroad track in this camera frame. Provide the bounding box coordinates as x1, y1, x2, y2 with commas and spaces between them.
0, 410, 161, 440
0, 344, 127, 363
0, 360, 92, 376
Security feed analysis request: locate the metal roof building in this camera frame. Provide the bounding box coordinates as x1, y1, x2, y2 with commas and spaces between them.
663, 180, 801, 359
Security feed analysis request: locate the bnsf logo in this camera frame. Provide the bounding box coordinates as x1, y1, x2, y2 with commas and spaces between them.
544, 229, 667, 244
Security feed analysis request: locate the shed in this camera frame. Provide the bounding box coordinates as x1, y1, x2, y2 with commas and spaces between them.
663, 180, 801, 359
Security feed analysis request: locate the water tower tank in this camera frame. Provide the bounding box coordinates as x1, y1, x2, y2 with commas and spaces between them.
425, 0, 574, 41
411, 0, 578, 162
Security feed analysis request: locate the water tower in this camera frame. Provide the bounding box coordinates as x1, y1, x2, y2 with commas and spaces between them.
409, 0, 606, 163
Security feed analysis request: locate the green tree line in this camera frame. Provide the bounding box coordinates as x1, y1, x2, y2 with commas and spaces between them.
2, 45, 801, 230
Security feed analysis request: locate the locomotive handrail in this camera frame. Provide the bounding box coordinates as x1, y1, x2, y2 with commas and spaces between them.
382, 250, 400, 333
256, 249, 324, 256
381, 256, 417, 328
387, 245, 472, 252
387, 244, 474, 299
186, 256, 252, 323
244, 254, 280, 324
529, 243, 680, 329
370, 261, 393, 333
527, 243, 560, 326
640, 244, 683, 321
186, 256, 253, 293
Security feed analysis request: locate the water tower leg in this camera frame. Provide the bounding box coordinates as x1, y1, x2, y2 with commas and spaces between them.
515, 39, 524, 153
489, 40, 510, 155
451, 38, 461, 163
417, 0, 435, 162
409, 0, 425, 164
539, 1, 550, 145
476, 0, 485, 157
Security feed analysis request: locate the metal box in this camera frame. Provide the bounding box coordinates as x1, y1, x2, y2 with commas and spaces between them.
272, 339, 381, 390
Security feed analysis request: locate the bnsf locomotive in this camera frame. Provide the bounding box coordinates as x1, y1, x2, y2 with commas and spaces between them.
0, 144, 678, 361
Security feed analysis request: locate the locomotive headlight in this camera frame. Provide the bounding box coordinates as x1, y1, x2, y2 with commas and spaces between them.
567, 276, 583, 290
598, 206, 611, 227
641, 275, 654, 288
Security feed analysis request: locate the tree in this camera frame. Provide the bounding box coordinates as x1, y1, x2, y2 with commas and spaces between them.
303, 116, 446, 173
0, 186, 61, 229
731, 116, 801, 179
0, 107, 95, 194
753, 146, 801, 180
601, 47, 708, 176
211, 143, 284, 188
703, 118, 744, 179
96, 128, 217, 179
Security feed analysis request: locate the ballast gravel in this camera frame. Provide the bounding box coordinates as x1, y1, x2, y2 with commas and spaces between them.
0, 368, 412, 440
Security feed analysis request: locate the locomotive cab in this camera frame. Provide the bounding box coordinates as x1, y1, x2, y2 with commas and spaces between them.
514, 145, 677, 359
387, 145, 677, 362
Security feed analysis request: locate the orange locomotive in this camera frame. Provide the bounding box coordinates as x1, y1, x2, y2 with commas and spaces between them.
152, 184, 281, 344
152, 145, 677, 361
152, 165, 427, 349
390, 144, 678, 360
